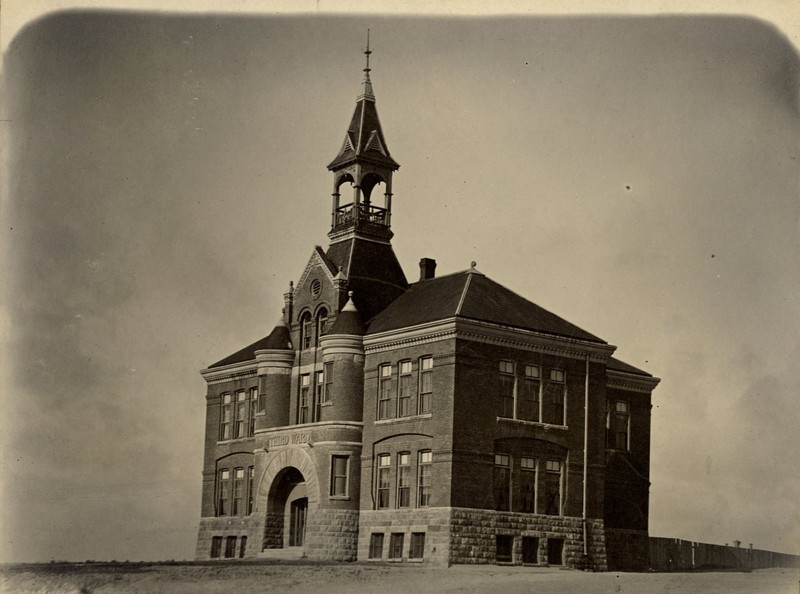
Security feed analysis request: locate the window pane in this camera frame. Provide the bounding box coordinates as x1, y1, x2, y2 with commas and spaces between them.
410, 533, 425, 559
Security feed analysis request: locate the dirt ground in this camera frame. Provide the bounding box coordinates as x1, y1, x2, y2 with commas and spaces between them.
1, 561, 798, 594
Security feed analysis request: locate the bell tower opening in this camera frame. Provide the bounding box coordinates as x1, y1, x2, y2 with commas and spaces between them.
327, 32, 399, 244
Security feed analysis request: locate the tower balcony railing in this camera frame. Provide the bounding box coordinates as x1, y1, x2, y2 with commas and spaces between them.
334, 202, 389, 228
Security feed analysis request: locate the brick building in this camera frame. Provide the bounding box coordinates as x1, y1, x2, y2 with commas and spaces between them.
195, 46, 659, 570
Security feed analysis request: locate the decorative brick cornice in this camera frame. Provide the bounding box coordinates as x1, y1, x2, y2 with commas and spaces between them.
200, 360, 259, 384
606, 369, 660, 393
365, 318, 617, 362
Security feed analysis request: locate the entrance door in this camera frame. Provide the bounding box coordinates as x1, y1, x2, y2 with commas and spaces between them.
289, 497, 308, 546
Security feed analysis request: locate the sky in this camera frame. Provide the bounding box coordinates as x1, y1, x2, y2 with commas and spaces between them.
1, 3, 799, 563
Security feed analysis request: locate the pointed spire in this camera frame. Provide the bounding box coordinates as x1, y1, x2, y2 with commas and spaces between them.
359, 29, 375, 101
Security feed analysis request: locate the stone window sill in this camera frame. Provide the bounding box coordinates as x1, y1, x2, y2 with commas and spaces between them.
496, 417, 568, 430
216, 436, 255, 445
328, 495, 350, 501
375, 413, 432, 425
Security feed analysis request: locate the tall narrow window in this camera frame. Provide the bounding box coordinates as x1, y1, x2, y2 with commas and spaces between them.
396, 452, 411, 508
614, 401, 630, 450
377, 454, 391, 509
544, 460, 562, 515
543, 369, 566, 425
418, 357, 433, 414
249, 388, 257, 435
299, 374, 310, 424
217, 469, 230, 516
258, 386, 267, 414
331, 455, 348, 497
398, 361, 412, 417
315, 371, 324, 421
520, 457, 537, 513
498, 361, 515, 418
494, 454, 511, 511
247, 466, 254, 514
239, 536, 247, 559
322, 362, 334, 403
418, 451, 432, 507
220, 394, 232, 440
520, 365, 540, 422
316, 308, 328, 347
301, 313, 313, 350
233, 468, 244, 515
235, 391, 247, 438
378, 364, 393, 420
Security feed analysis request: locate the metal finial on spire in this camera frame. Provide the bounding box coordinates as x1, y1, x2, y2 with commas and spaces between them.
364, 29, 371, 74
359, 29, 375, 100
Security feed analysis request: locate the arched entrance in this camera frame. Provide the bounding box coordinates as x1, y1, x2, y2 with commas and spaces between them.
265, 466, 308, 550
256, 447, 321, 553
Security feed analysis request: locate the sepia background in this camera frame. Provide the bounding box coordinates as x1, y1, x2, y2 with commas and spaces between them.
2, 1, 799, 563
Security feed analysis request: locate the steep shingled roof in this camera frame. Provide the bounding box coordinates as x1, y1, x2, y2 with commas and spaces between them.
607, 356, 653, 377
327, 88, 399, 171
208, 322, 292, 369
366, 269, 606, 344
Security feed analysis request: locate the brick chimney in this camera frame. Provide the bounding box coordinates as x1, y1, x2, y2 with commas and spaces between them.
419, 258, 437, 281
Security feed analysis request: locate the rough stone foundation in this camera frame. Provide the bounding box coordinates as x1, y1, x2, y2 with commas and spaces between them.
448, 508, 607, 570
304, 509, 360, 561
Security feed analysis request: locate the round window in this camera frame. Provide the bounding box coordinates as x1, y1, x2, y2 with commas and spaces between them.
311, 279, 322, 300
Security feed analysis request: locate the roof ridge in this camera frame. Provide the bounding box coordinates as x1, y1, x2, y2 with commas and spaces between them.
455, 271, 473, 316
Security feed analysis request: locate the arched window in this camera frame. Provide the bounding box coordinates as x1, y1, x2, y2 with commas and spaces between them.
315, 308, 328, 347
300, 312, 313, 350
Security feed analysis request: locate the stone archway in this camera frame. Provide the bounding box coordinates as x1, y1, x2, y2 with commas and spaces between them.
256, 448, 320, 550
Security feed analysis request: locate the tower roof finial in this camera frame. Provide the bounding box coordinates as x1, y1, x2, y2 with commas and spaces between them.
360, 29, 374, 100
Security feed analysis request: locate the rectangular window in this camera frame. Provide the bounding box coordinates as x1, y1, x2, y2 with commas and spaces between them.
233, 467, 244, 515
496, 535, 514, 563
258, 387, 267, 414
498, 361, 515, 418
542, 369, 566, 425
410, 532, 425, 559
519, 365, 541, 422
389, 533, 404, 559
494, 454, 511, 511
520, 457, 537, 513
377, 454, 391, 509
315, 371, 324, 421
378, 364, 393, 420
220, 393, 232, 440
224, 536, 237, 558
369, 533, 384, 559
249, 388, 258, 435
418, 450, 432, 507
418, 357, 433, 414
398, 361, 412, 417
544, 460, 562, 516
239, 535, 247, 558
322, 362, 334, 403
299, 374, 310, 424
235, 391, 247, 438
614, 401, 630, 450
217, 469, 230, 516
247, 466, 254, 514
522, 536, 539, 564
331, 455, 348, 497
210, 536, 222, 558
396, 452, 411, 508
